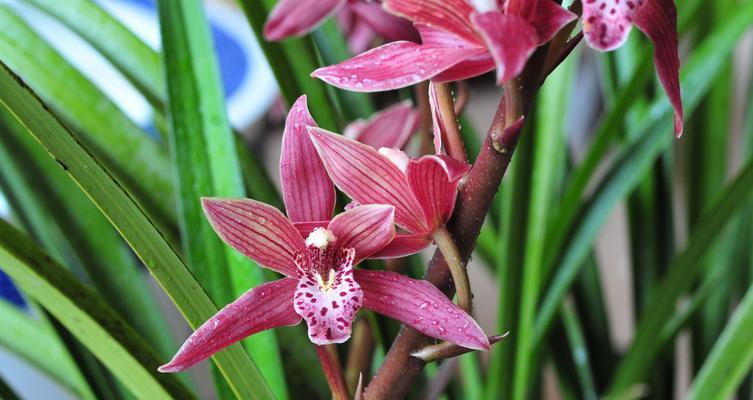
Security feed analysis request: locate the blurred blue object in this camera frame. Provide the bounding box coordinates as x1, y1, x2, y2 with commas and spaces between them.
0, 270, 25, 308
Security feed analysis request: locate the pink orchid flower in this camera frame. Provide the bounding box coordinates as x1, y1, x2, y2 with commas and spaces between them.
311, 0, 576, 91
264, 0, 418, 46
158, 96, 489, 373
345, 100, 420, 150
582, 0, 683, 136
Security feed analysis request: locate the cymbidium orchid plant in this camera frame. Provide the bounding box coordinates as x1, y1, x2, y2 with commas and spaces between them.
158, 96, 489, 378
14, 0, 753, 398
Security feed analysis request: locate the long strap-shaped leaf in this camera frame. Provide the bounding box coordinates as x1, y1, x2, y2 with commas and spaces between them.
0, 300, 93, 399
156, 0, 287, 397
688, 263, 753, 399
0, 6, 176, 231
0, 62, 274, 400
0, 219, 193, 400
534, 1, 753, 349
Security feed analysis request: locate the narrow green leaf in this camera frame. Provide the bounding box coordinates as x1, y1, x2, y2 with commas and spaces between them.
156, 0, 286, 397
608, 158, 753, 394
560, 299, 598, 400
534, 1, 753, 351
0, 372, 20, 400
0, 300, 92, 399
688, 280, 753, 399
0, 109, 176, 360
0, 220, 194, 400
24, 0, 165, 106
0, 61, 273, 400
512, 52, 576, 400
0, 6, 176, 231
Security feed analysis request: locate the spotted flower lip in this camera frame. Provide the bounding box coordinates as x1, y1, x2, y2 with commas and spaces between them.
582, 0, 684, 136
311, 0, 576, 91
158, 95, 489, 373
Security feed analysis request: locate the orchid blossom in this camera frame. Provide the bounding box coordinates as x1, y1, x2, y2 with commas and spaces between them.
345, 100, 420, 150
158, 96, 489, 374
311, 0, 576, 91
582, 0, 684, 135
264, 0, 418, 47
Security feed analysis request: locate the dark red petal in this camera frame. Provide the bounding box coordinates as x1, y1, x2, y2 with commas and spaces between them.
634, 0, 683, 136
264, 0, 346, 40
202, 198, 304, 277
383, 0, 481, 44
406, 155, 470, 228
431, 53, 497, 83
530, 0, 578, 45
159, 278, 300, 372
471, 11, 539, 84
293, 221, 329, 238
371, 233, 432, 258
280, 96, 335, 224
345, 101, 419, 150
327, 205, 396, 262
311, 41, 469, 92
506, 0, 538, 20
309, 127, 429, 233
356, 270, 490, 351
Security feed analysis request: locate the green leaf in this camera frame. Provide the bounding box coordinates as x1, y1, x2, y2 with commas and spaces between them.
156, 0, 286, 397
534, 0, 753, 352
688, 270, 753, 399
0, 372, 20, 400
24, 0, 165, 106
0, 220, 194, 400
511, 50, 577, 400
0, 108, 176, 360
0, 5, 176, 231
0, 300, 93, 399
0, 61, 273, 400
607, 158, 753, 394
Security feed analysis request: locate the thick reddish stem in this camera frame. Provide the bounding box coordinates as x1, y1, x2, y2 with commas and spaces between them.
362, 47, 548, 400
316, 345, 350, 400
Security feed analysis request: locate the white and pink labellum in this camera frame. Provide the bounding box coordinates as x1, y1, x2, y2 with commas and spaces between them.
294, 247, 363, 344
583, 0, 643, 51
583, 0, 683, 136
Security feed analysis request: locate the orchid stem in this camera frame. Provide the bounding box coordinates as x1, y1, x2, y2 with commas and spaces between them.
415, 81, 435, 155
434, 82, 468, 162
315, 344, 350, 400
432, 226, 472, 312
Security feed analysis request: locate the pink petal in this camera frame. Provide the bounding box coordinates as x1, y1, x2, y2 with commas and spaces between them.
349, 2, 420, 43
280, 96, 335, 224
309, 127, 429, 234
471, 11, 539, 84
327, 205, 396, 262
406, 155, 470, 228
294, 249, 363, 345
383, 0, 481, 45
202, 198, 304, 277
428, 82, 445, 155
345, 101, 419, 149
311, 41, 470, 92
634, 0, 683, 136
431, 53, 496, 83
264, 0, 346, 40
505, 0, 537, 20
582, 0, 640, 51
159, 278, 300, 372
371, 232, 432, 258
530, 0, 578, 44
355, 269, 490, 351
347, 19, 377, 54
293, 221, 329, 238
